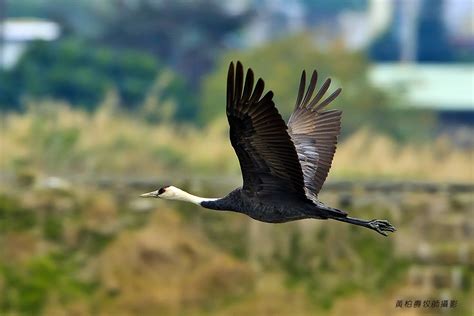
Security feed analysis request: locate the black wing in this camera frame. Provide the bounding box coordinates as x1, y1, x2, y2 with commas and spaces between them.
227, 61, 307, 199
287, 70, 342, 199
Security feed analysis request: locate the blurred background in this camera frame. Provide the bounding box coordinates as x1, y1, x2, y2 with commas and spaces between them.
0, 0, 472, 315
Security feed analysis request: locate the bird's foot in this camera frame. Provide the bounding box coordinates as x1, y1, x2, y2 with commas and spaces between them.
368, 219, 396, 236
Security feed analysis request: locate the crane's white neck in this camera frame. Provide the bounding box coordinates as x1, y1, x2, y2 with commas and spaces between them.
157, 186, 218, 206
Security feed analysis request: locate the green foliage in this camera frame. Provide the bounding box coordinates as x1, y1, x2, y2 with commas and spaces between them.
0, 254, 95, 314
76, 229, 115, 255
347, 225, 409, 291
20, 104, 83, 171
201, 34, 432, 140
0, 39, 157, 109
0, 180, 470, 314
43, 126, 80, 160
273, 210, 408, 308
7, 1, 250, 107
281, 230, 311, 282
100, 0, 250, 86
0, 39, 196, 121
152, 145, 184, 167
43, 215, 64, 241
0, 194, 36, 232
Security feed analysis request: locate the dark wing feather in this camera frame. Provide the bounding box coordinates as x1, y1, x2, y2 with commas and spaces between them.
287, 70, 342, 199
227, 61, 307, 199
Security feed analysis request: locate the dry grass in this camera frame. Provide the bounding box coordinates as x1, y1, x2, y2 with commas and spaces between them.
333, 129, 473, 182
1, 155, 472, 315
94, 211, 254, 315
1, 100, 238, 177
1, 102, 472, 182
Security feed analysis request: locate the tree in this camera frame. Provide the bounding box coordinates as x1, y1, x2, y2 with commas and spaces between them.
0, 39, 195, 121
100, 0, 251, 89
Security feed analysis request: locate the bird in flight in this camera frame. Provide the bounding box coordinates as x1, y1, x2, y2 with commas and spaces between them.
141, 62, 396, 236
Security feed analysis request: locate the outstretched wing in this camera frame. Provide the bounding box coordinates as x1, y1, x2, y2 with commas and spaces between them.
287, 70, 342, 199
227, 61, 307, 199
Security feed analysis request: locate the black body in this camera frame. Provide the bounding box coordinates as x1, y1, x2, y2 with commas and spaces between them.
198, 62, 395, 236
201, 188, 345, 223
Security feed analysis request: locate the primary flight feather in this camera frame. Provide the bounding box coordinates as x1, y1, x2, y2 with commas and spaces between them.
141, 61, 396, 236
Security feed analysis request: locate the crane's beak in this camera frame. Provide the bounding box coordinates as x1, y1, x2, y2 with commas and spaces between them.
140, 190, 158, 198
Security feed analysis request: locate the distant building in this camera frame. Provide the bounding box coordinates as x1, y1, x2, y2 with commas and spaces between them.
0, 18, 60, 69
369, 64, 474, 143
225, 0, 472, 56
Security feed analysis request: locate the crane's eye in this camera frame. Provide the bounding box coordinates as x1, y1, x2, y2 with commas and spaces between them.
158, 187, 166, 195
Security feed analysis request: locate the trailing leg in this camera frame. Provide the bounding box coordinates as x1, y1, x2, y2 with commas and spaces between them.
330, 215, 396, 236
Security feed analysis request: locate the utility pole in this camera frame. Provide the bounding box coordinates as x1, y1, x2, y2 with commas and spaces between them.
0, 0, 6, 68
400, 0, 421, 63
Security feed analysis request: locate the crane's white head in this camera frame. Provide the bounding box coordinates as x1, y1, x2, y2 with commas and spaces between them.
140, 185, 215, 205
140, 185, 178, 199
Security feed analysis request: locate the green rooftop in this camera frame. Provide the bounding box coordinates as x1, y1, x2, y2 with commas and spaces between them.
369, 64, 474, 111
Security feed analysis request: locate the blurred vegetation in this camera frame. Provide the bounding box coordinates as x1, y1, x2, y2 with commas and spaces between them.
99, 0, 250, 86
3, 2, 441, 139
2, 1, 472, 315
0, 103, 472, 182
0, 39, 198, 121
274, 222, 409, 310
1, 103, 472, 313
201, 34, 434, 141
1, 174, 472, 315
0, 187, 395, 315
7, 0, 251, 86
0, 76, 471, 316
